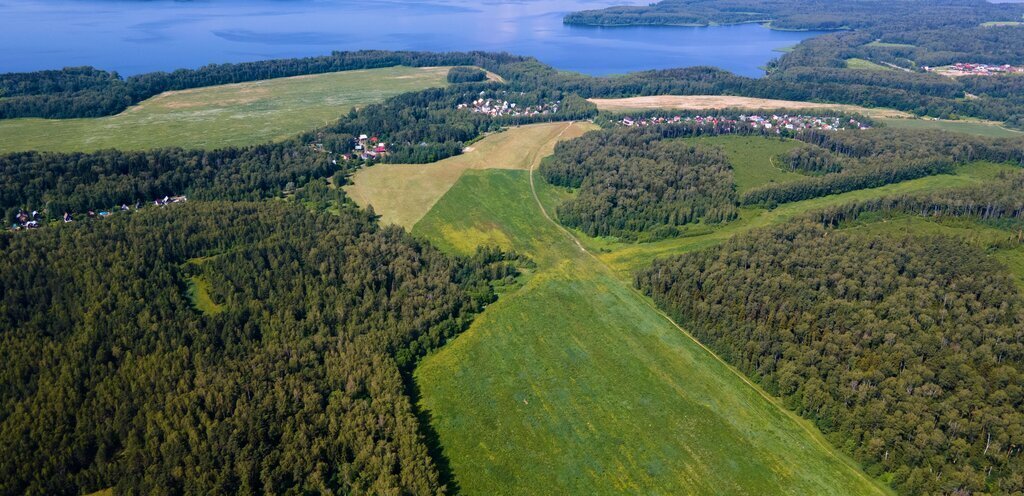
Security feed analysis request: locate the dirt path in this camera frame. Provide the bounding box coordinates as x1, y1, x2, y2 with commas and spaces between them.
526, 139, 890, 494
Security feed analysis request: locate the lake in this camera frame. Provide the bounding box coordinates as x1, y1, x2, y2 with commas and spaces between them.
0, 0, 824, 77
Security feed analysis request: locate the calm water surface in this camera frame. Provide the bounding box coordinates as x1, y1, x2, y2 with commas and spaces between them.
0, 0, 823, 76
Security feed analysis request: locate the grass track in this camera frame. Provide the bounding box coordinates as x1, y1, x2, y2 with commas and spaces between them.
345, 122, 596, 229
413, 166, 891, 494
0, 66, 451, 153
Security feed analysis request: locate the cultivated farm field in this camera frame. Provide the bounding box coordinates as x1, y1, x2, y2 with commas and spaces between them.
0, 66, 452, 152
344, 121, 595, 229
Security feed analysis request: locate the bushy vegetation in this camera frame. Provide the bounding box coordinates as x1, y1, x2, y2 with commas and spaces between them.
541, 126, 738, 240
637, 221, 1024, 495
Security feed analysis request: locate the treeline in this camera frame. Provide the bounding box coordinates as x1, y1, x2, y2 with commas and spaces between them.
637, 221, 1024, 495
742, 128, 1024, 206
810, 170, 1024, 227
0, 201, 518, 495
0, 142, 339, 219
541, 126, 737, 240
0, 50, 531, 119
740, 157, 954, 206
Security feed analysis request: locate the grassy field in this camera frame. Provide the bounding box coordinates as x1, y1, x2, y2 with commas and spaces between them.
413, 168, 890, 495
0, 66, 452, 153
845, 58, 893, 71
344, 122, 596, 229
879, 117, 1023, 138
685, 135, 806, 193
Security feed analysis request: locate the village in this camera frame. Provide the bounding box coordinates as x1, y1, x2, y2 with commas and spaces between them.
458, 97, 560, 117
340, 134, 389, 162
617, 113, 871, 132
925, 62, 1024, 77
8, 195, 186, 232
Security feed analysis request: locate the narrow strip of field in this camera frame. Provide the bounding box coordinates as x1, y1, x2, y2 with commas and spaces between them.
0, 66, 452, 153
344, 122, 595, 229
589, 95, 913, 119
592, 161, 1017, 277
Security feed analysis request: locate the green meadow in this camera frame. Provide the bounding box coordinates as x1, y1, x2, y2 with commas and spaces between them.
412, 167, 890, 495
845, 58, 893, 71
683, 135, 806, 193
0, 66, 451, 152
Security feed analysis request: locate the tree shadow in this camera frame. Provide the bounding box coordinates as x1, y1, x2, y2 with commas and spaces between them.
403, 373, 461, 495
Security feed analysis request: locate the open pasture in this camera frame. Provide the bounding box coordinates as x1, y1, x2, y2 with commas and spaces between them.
0, 66, 452, 152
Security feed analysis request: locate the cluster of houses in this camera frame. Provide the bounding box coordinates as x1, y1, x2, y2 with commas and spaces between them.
458, 98, 560, 117
618, 114, 870, 132
341, 134, 389, 161
926, 63, 1024, 77
8, 195, 186, 232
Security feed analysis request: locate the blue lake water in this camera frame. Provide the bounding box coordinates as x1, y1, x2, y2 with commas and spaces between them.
0, 0, 824, 77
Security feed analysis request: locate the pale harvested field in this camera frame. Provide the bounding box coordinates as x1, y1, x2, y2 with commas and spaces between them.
589, 95, 913, 119
344, 121, 596, 229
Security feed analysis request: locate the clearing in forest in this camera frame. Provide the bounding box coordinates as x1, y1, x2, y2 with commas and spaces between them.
412, 167, 892, 494
683, 135, 806, 193
0, 66, 452, 153
344, 121, 595, 229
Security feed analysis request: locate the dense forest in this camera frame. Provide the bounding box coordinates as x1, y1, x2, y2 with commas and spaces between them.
637, 221, 1024, 494
541, 126, 738, 240
0, 200, 518, 495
